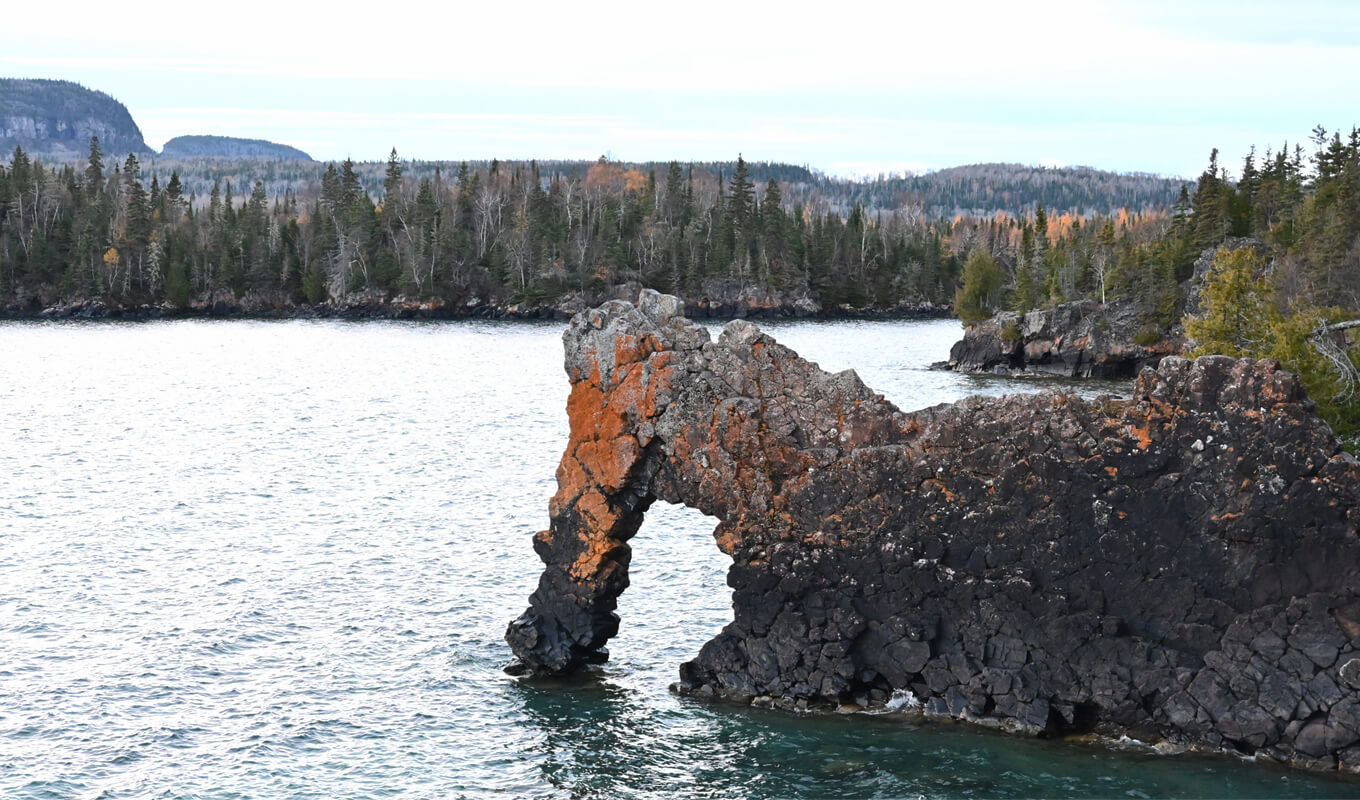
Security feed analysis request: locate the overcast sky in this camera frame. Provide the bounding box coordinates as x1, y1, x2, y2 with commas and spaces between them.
3, 0, 1357, 177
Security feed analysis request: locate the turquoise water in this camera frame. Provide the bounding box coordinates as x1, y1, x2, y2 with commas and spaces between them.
1, 318, 1356, 799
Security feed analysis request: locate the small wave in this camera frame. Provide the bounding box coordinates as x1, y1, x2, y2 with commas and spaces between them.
884, 689, 922, 711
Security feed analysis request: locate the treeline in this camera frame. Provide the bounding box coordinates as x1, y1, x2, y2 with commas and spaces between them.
0, 141, 972, 310
957, 129, 1360, 325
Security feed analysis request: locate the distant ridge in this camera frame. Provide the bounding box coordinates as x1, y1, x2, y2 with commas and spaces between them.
0, 78, 150, 157
0, 78, 1185, 216
160, 134, 313, 161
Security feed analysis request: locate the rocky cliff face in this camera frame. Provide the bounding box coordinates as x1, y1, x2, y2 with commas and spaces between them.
0, 79, 149, 157
507, 291, 1360, 771
944, 299, 1180, 378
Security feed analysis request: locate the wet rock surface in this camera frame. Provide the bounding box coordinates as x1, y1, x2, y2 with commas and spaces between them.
506, 291, 1360, 771
942, 299, 1181, 378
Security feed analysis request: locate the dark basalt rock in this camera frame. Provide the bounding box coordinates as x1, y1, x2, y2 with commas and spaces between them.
943, 300, 1180, 378
506, 291, 1360, 771
4, 281, 950, 322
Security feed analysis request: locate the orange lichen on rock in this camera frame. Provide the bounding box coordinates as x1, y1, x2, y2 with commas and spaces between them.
1126, 423, 1154, 450
507, 293, 1360, 774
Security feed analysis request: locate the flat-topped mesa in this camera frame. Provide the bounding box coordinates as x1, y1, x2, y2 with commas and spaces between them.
506, 290, 1360, 771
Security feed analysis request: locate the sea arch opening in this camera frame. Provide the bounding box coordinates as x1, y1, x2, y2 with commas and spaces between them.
609, 500, 731, 680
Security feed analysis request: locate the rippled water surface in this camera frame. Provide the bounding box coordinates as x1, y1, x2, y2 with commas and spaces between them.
2, 317, 1357, 799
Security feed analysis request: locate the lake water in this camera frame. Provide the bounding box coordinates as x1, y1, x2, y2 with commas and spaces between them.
2, 317, 1357, 799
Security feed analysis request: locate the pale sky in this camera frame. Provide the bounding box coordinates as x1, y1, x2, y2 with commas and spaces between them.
3, 0, 1357, 177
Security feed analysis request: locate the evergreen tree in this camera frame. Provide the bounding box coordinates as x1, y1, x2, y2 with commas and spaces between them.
1190, 149, 1228, 252
84, 136, 104, 197
761, 177, 786, 282
1185, 247, 1270, 357
164, 255, 191, 308
1013, 223, 1038, 312
384, 148, 403, 200
955, 248, 1004, 325
727, 155, 754, 235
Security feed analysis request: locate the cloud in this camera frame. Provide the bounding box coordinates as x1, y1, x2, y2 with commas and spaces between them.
7, 0, 1356, 95
3, 0, 1355, 174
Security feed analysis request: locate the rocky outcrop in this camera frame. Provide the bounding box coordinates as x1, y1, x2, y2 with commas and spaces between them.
506, 291, 1360, 771
943, 300, 1181, 378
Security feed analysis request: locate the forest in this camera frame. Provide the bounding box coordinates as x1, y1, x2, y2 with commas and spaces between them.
0, 140, 1184, 315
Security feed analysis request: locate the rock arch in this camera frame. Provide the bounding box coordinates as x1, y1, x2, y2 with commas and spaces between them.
507, 291, 1360, 770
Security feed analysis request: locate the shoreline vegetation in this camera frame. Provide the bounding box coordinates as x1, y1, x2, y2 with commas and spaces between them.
0, 139, 1181, 326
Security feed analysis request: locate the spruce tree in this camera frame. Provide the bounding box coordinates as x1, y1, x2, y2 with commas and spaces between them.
384, 148, 403, 203
664, 161, 684, 226
84, 137, 104, 198
761, 177, 785, 281
1190, 149, 1228, 252
1013, 223, 1038, 312
727, 155, 754, 235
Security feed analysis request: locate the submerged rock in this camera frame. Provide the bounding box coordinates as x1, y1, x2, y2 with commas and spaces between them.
506, 291, 1360, 770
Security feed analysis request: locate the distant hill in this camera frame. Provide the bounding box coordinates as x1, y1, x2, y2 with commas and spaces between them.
133, 156, 1187, 220
161, 135, 312, 160
0, 78, 150, 158
896, 163, 1188, 217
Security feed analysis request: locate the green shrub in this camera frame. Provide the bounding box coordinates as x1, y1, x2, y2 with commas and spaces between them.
1133, 325, 1164, 346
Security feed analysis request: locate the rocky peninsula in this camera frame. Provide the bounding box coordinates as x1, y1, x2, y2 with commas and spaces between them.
507, 291, 1360, 772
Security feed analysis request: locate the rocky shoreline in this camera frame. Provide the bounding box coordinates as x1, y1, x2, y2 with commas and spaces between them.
506, 291, 1360, 774
0, 281, 951, 323
938, 299, 1182, 378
